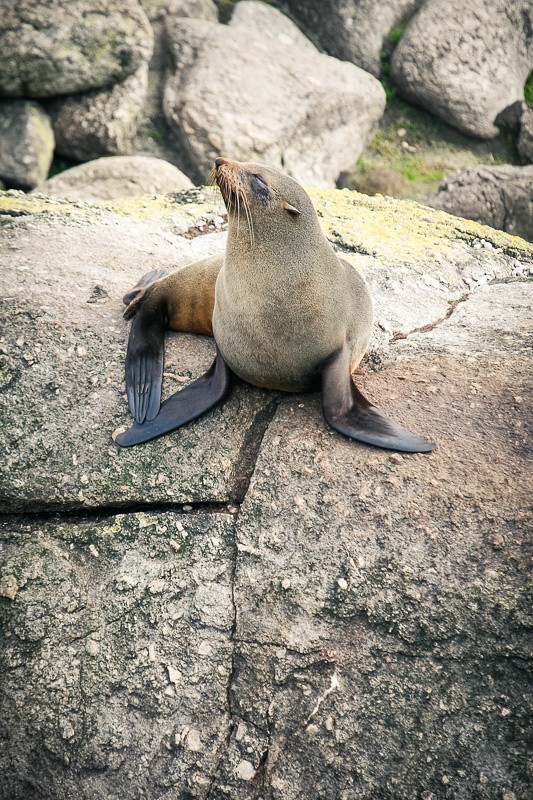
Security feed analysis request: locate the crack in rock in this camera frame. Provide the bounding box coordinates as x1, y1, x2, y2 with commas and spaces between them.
389, 292, 469, 342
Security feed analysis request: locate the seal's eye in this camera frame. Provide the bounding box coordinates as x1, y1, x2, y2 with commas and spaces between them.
250, 173, 268, 191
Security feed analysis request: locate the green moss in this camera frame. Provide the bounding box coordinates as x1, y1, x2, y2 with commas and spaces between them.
524, 72, 533, 106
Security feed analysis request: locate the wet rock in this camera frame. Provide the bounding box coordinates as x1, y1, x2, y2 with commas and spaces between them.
0, 100, 54, 189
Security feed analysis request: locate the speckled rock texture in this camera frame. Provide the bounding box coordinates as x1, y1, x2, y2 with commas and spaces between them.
0, 100, 54, 189
391, 0, 533, 139
49, 65, 150, 163
163, 15, 385, 187
0, 0, 154, 98
427, 165, 533, 243
0, 188, 532, 799
140, 0, 218, 20
518, 105, 533, 165
230, 1, 316, 52
37, 156, 194, 201
283, 0, 423, 77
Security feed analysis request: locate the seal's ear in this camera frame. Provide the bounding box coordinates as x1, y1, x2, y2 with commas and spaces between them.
283, 200, 301, 218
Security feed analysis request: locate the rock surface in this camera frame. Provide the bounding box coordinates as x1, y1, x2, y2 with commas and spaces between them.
391, 0, 533, 139
427, 165, 533, 242
163, 17, 385, 187
140, 0, 218, 20
0, 100, 55, 189
0, 187, 531, 798
283, 0, 423, 77
36, 156, 194, 200
230, 1, 316, 52
0, 0, 154, 99
518, 104, 533, 164
50, 66, 149, 162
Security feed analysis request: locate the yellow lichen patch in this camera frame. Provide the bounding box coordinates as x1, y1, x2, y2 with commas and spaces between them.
308, 187, 533, 264
0, 191, 80, 217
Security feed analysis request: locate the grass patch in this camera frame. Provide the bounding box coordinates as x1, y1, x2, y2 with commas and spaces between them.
525, 72, 533, 106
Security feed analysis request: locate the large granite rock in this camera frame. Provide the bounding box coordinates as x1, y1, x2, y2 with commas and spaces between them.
427, 165, 533, 242
163, 17, 385, 187
391, 0, 533, 138
0, 187, 531, 798
230, 1, 316, 52
283, 0, 423, 77
140, 0, 218, 20
0, 0, 154, 98
518, 104, 533, 164
0, 100, 55, 189
36, 156, 194, 200
50, 65, 150, 162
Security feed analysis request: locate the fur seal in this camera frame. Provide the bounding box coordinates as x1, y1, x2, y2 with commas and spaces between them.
115, 157, 434, 453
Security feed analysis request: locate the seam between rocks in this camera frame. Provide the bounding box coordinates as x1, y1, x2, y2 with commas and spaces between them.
389, 292, 470, 343
204, 401, 279, 797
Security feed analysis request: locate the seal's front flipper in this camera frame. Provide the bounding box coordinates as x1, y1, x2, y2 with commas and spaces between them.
321, 345, 435, 454
115, 346, 232, 447
123, 270, 168, 306
125, 310, 166, 424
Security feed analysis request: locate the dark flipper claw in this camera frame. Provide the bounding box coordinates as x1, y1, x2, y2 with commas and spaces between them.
116, 346, 231, 447
322, 345, 435, 454
122, 270, 168, 306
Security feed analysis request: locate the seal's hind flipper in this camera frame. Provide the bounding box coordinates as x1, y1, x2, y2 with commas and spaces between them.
125, 310, 166, 424
322, 345, 435, 454
123, 270, 168, 306
115, 346, 232, 447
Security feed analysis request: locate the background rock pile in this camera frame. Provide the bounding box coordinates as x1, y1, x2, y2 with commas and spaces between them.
0, 0, 531, 236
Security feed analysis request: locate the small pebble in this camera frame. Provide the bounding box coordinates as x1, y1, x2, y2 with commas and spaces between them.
0, 575, 18, 600
337, 578, 348, 590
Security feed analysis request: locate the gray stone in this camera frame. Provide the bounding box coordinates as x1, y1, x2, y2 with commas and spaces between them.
163, 17, 385, 187
284, 0, 423, 77
230, 1, 316, 53
37, 156, 194, 201
0, 512, 235, 797
426, 165, 533, 242
0, 186, 531, 797
49, 66, 149, 162
518, 104, 533, 164
140, 0, 218, 20
0, 0, 154, 98
391, 0, 533, 139
0, 100, 54, 189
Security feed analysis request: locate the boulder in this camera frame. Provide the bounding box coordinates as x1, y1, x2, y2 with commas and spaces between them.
518, 104, 533, 164
0, 0, 154, 98
140, 0, 218, 20
49, 66, 149, 162
0, 187, 531, 798
0, 100, 54, 189
163, 17, 385, 187
391, 0, 533, 138
36, 156, 194, 200
427, 165, 533, 242
230, 1, 316, 52
283, 0, 423, 77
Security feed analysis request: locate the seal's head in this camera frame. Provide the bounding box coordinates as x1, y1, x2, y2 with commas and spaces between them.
210, 157, 320, 248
